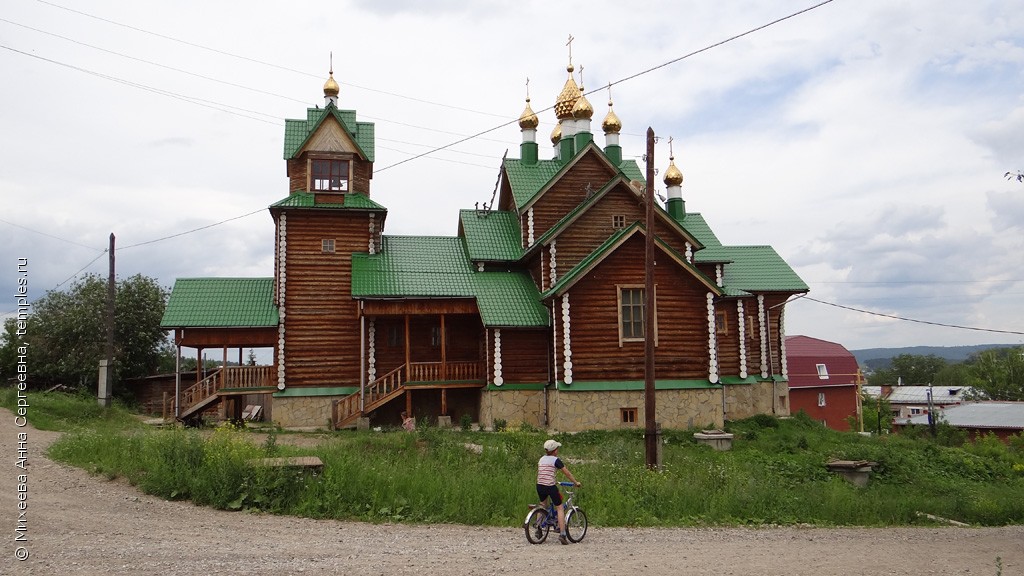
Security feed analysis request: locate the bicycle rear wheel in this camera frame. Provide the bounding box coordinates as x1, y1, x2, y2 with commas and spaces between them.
565, 507, 588, 543
524, 507, 550, 544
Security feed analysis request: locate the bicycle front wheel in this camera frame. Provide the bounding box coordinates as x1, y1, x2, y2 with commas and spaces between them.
565, 507, 588, 543
524, 507, 550, 544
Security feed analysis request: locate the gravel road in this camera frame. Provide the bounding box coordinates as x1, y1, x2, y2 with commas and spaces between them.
3, 408, 1022, 575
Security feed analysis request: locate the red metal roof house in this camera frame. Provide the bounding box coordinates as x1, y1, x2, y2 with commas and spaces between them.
785, 335, 860, 431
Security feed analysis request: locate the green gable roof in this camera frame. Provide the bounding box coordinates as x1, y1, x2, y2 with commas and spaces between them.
352, 236, 548, 327
270, 191, 386, 211
503, 151, 645, 209
696, 245, 809, 295
161, 278, 278, 328
543, 223, 720, 299
283, 104, 375, 162
459, 209, 523, 262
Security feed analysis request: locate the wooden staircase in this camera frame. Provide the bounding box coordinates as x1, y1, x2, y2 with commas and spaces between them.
174, 366, 274, 422
333, 365, 406, 429
332, 361, 484, 429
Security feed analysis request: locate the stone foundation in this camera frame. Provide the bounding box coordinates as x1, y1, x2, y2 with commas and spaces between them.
548, 389, 724, 431
272, 395, 338, 429
479, 389, 545, 429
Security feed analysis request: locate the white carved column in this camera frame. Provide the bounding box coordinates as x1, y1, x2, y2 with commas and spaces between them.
493, 329, 504, 386
367, 319, 377, 382
706, 293, 719, 384
276, 214, 288, 390
737, 300, 747, 379
561, 293, 573, 385
758, 295, 768, 378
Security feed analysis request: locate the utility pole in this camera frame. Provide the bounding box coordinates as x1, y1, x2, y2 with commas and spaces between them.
644, 127, 660, 469
98, 233, 115, 407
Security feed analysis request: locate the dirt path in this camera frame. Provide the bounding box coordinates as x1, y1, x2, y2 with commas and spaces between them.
3, 409, 1022, 576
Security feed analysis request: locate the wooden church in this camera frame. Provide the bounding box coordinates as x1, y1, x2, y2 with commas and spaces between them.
161, 55, 809, 430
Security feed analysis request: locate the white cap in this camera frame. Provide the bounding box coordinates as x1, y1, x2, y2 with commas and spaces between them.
544, 439, 561, 452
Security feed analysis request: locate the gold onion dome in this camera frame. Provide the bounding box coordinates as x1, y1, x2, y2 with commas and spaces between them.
519, 97, 539, 130
602, 99, 621, 134
572, 90, 594, 120
554, 65, 581, 120
323, 71, 340, 98
664, 156, 684, 187
550, 122, 562, 144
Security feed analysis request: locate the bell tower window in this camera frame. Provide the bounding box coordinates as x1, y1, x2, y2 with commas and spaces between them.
312, 159, 350, 192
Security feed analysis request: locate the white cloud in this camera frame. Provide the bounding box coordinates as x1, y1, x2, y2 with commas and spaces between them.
2, 0, 1023, 350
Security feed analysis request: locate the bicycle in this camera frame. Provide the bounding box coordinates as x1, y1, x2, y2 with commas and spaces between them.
523, 481, 588, 544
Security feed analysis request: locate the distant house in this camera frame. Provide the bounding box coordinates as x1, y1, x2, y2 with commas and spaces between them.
894, 401, 1024, 442
785, 336, 860, 431
863, 385, 975, 420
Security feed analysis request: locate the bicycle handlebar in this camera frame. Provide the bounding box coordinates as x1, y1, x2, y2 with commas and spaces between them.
559, 481, 579, 487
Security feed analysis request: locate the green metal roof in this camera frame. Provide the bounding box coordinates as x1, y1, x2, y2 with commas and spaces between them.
679, 213, 722, 248
283, 104, 375, 162
459, 209, 523, 262
351, 236, 548, 327
696, 245, 809, 295
270, 191, 386, 211
503, 146, 645, 209
161, 278, 278, 328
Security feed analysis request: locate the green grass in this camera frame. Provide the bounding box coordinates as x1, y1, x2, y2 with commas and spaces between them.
8, 390, 1024, 527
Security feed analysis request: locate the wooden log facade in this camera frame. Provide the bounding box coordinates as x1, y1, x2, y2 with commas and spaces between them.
162, 65, 808, 430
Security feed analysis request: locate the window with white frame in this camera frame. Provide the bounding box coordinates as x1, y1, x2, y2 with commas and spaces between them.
816, 363, 829, 379
322, 239, 336, 253
818, 392, 826, 407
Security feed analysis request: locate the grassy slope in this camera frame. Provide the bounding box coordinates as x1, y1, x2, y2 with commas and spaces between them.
4, 390, 1024, 527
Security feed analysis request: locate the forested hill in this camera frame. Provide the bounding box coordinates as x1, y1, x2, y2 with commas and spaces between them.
851, 344, 1020, 371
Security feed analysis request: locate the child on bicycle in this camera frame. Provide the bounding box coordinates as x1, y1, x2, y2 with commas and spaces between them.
537, 439, 581, 545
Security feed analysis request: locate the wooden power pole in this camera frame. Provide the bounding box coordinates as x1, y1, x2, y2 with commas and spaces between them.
644, 127, 660, 469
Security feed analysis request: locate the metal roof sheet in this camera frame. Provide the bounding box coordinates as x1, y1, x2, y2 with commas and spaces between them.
903, 401, 1024, 429
161, 277, 278, 328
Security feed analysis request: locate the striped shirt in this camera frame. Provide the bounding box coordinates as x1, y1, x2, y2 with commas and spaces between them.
537, 454, 563, 486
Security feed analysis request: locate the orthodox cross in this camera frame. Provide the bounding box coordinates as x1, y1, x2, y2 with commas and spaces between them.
566, 34, 574, 66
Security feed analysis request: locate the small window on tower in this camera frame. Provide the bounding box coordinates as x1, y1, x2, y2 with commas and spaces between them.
322, 239, 336, 253
816, 363, 829, 379
312, 159, 350, 191
612, 215, 626, 229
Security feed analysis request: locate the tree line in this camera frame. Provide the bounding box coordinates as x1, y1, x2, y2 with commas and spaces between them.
867, 351, 1024, 401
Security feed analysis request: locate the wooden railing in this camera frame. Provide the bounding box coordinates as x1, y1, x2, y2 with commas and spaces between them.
333, 364, 406, 427
173, 366, 275, 418
178, 369, 222, 412
332, 361, 484, 428
408, 361, 481, 382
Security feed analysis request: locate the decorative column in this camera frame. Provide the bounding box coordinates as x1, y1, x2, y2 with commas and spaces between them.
368, 213, 377, 254
527, 207, 535, 246
706, 293, 719, 384
276, 214, 287, 391
367, 320, 377, 382
549, 241, 558, 285
492, 329, 504, 386
561, 294, 573, 385
758, 295, 768, 379
684, 242, 692, 264
715, 265, 723, 288
779, 307, 789, 379
737, 300, 747, 379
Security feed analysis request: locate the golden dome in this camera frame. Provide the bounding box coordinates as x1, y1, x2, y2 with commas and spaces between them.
602, 98, 621, 134
550, 122, 562, 144
572, 91, 593, 120
664, 156, 684, 187
324, 72, 340, 98
554, 65, 581, 120
519, 97, 539, 130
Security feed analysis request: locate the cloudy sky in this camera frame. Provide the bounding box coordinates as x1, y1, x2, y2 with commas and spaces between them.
1, 0, 1023, 352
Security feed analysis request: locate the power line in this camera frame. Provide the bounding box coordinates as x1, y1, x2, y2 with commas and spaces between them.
802, 296, 1024, 336
0, 217, 102, 250
0, 44, 280, 125
34, 0, 507, 119
119, 208, 267, 250
376, 0, 838, 172
53, 250, 108, 290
